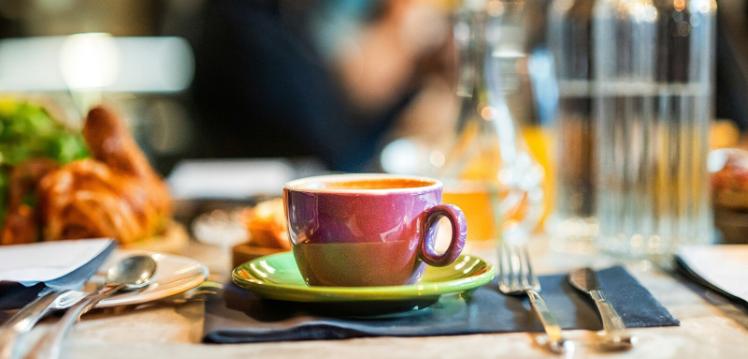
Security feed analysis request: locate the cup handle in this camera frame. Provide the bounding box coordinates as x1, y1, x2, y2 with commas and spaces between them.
419, 204, 467, 266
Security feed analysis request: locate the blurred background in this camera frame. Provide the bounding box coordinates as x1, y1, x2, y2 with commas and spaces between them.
0, 0, 746, 173
1, 0, 748, 246
0, 0, 459, 173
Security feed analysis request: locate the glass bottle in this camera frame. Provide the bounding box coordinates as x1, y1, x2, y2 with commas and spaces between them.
440, 0, 544, 243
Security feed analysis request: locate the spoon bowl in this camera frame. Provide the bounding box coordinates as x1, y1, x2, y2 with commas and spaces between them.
107, 255, 158, 289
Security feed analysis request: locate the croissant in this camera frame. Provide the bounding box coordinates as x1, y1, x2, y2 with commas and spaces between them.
0, 159, 59, 244
36, 106, 171, 243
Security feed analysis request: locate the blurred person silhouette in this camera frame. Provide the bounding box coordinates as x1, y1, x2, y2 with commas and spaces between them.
191, 0, 454, 171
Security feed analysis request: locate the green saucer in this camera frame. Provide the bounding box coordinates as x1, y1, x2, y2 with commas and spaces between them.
232, 252, 496, 305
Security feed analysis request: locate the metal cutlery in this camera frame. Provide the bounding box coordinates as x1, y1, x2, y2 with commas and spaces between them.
1, 271, 211, 359
30, 255, 157, 359
498, 242, 572, 354
568, 267, 636, 351
0, 290, 84, 359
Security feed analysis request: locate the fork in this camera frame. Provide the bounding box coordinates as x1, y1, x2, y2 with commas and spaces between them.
498, 242, 572, 354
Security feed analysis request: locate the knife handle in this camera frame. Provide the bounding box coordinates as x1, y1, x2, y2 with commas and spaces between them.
590, 289, 626, 333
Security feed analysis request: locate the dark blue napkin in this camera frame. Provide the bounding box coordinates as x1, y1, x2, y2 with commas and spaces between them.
0, 240, 116, 311
203, 266, 678, 343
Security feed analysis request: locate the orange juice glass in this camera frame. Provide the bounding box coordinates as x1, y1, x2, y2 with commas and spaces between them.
442, 182, 497, 242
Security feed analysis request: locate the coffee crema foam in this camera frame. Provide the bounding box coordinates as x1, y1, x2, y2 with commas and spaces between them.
322, 178, 432, 190
297, 178, 435, 191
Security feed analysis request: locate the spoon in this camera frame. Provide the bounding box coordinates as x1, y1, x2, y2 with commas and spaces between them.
31, 255, 157, 359
0, 290, 85, 359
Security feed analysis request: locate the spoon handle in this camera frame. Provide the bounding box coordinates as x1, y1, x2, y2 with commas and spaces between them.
30, 284, 124, 359
0, 290, 66, 359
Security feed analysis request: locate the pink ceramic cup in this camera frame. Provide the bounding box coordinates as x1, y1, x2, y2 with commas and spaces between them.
283, 174, 467, 286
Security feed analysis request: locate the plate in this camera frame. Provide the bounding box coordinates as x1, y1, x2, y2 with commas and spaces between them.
232, 252, 495, 305
92, 250, 209, 308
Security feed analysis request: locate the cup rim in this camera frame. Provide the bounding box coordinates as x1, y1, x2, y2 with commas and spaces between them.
283, 173, 442, 195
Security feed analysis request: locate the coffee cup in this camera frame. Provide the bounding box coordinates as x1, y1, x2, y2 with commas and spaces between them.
283, 173, 467, 286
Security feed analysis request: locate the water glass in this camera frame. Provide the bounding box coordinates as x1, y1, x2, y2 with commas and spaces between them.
593, 0, 716, 261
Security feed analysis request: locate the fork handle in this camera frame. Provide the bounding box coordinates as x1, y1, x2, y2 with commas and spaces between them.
526, 289, 567, 354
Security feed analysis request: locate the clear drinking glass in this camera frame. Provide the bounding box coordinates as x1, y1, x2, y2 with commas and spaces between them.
593, 0, 716, 261
547, 0, 599, 252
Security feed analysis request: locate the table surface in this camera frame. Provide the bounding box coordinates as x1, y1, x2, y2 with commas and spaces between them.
20, 238, 748, 359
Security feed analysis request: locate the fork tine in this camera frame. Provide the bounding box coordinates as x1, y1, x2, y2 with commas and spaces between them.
499, 243, 508, 287
498, 242, 507, 287
518, 244, 530, 288
509, 244, 521, 291
522, 246, 540, 290
502, 242, 512, 289
502, 242, 513, 287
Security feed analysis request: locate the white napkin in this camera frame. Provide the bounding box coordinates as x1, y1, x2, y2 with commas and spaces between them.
0, 239, 114, 286
677, 245, 748, 302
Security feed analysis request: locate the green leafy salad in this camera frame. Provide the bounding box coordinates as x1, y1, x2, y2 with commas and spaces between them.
0, 98, 89, 224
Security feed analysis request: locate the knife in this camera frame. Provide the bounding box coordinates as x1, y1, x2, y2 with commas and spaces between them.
568, 267, 636, 351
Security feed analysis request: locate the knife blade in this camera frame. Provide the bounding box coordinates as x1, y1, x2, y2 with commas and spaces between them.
569, 267, 598, 293
568, 268, 636, 351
